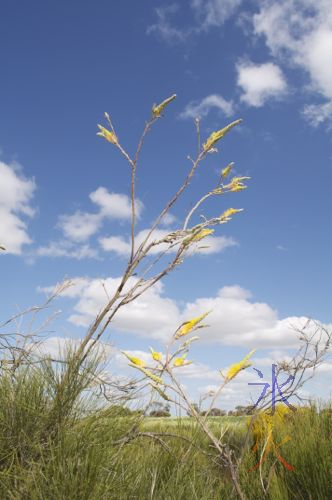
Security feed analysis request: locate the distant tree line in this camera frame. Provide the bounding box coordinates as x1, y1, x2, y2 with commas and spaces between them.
143, 402, 255, 418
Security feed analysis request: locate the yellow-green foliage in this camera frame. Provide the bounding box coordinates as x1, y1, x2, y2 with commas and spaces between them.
249, 405, 293, 441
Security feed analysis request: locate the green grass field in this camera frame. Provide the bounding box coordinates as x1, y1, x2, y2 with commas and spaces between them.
0, 358, 331, 499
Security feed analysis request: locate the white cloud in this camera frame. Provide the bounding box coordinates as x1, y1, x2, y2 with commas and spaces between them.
39, 279, 330, 351
180, 94, 234, 119
36, 187, 143, 259
99, 228, 237, 257
160, 212, 177, 227
147, 5, 189, 43
183, 288, 313, 348
196, 235, 238, 254
197, 369, 267, 409
252, 0, 332, 125
0, 161, 35, 254
316, 362, 332, 374
58, 212, 102, 242
147, 1, 242, 43
237, 61, 288, 107
48, 277, 181, 340
32, 335, 113, 361
57, 187, 143, 243
192, 0, 242, 29
302, 101, 332, 127
99, 228, 171, 257
89, 187, 143, 220
99, 235, 131, 256
37, 280, 331, 409
36, 240, 98, 259
175, 361, 220, 380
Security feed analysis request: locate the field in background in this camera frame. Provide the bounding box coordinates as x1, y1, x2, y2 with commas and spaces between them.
143, 415, 246, 430
0, 362, 331, 499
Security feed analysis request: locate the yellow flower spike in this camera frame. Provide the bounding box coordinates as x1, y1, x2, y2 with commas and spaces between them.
230, 184, 247, 192
219, 208, 243, 222
221, 163, 234, 178
96, 124, 118, 145
176, 311, 211, 338
231, 176, 250, 183
203, 119, 242, 152
180, 336, 200, 348
149, 347, 162, 362
226, 176, 250, 193
225, 349, 256, 381
184, 228, 214, 246
122, 352, 146, 368
173, 353, 192, 367
151, 384, 171, 401
152, 94, 177, 118
192, 228, 214, 241
130, 364, 164, 385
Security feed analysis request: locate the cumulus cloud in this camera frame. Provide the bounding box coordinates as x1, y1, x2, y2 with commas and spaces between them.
32, 335, 114, 362
160, 212, 177, 227
99, 228, 237, 257
58, 212, 102, 242
37, 280, 331, 408
183, 287, 314, 348
58, 187, 143, 243
39, 279, 329, 351
252, 0, 332, 125
175, 361, 220, 380
148, 0, 332, 125
99, 235, 132, 256
36, 187, 143, 259
237, 61, 288, 107
36, 240, 98, 259
179, 94, 234, 119
0, 161, 36, 254
89, 187, 144, 220
45, 277, 181, 339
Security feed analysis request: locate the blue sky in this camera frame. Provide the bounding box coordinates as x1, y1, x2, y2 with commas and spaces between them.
1, 0, 332, 409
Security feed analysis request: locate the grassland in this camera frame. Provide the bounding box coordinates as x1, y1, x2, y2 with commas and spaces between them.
0, 358, 331, 499
142, 415, 245, 429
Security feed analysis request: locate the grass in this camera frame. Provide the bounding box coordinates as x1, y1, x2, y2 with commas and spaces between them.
143, 415, 245, 429
0, 355, 331, 499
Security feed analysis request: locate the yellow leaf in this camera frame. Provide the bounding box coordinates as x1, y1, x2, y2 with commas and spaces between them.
173, 353, 192, 367
184, 229, 214, 246
203, 119, 242, 152
176, 311, 211, 338
122, 352, 146, 368
225, 349, 256, 381
130, 364, 164, 385
151, 384, 171, 401
221, 163, 233, 178
219, 208, 243, 222
96, 124, 118, 145
225, 176, 250, 193
149, 347, 162, 362
230, 184, 247, 192
152, 94, 177, 118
